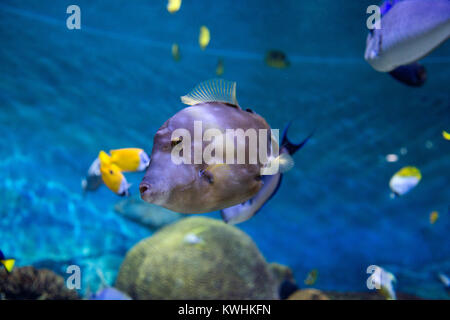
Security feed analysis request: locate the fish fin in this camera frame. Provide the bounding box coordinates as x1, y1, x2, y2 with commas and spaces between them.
277, 153, 295, 173
98, 150, 111, 165
181, 79, 239, 108
265, 153, 295, 175
281, 123, 314, 155
220, 210, 230, 223
388, 62, 426, 87
1, 259, 15, 273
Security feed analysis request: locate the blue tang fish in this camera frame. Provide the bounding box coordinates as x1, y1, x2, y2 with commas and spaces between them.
365, 0, 450, 86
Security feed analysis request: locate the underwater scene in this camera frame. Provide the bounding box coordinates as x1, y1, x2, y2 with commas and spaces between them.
0, 0, 449, 300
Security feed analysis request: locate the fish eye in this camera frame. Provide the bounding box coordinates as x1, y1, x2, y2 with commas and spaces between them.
171, 137, 183, 147
109, 170, 114, 174
199, 169, 214, 184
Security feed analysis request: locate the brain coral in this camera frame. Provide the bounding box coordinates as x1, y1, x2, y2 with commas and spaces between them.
116, 217, 279, 299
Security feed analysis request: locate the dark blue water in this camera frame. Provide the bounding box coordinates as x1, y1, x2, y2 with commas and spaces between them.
0, 0, 449, 298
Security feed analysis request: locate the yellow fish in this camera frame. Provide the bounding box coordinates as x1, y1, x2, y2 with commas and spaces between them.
99, 151, 131, 196
0, 250, 15, 273
172, 43, 181, 61
265, 50, 290, 68
430, 211, 439, 224
304, 269, 318, 285
389, 166, 421, 197
216, 58, 224, 76
199, 26, 210, 50
167, 0, 181, 13
443, 130, 450, 140
109, 148, 150, 172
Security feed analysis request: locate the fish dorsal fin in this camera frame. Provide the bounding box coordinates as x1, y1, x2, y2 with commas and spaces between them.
181, 79, 240, 108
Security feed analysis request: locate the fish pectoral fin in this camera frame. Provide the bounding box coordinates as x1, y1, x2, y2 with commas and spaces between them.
181, 79, 240, 109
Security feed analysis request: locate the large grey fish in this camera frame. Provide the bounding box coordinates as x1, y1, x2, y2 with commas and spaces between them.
140, 79, 282, 214
221, 124, 313, 224
365, 0, 450, 73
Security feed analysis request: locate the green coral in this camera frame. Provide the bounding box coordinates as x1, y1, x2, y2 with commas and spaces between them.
116, 217, 278, 299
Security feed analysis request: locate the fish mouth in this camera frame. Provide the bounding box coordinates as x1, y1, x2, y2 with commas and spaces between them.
139, 182, 154, 202
139, 181, 168, 205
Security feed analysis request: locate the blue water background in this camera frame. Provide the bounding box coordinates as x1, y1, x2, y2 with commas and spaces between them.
0, 0, 449, 298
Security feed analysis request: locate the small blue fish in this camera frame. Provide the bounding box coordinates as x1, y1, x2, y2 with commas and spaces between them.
220, 124, 313, 224
438, 273, 450, 291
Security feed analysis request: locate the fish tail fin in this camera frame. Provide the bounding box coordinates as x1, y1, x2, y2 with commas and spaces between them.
281, 122, 314, 155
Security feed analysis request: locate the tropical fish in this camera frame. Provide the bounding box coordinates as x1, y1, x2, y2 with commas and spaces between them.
438, 273, 450, 290
140, 79, 284, 214
172, 43, 181, 61
389, 166, 421, 197
265, 50, 290, 68
304, 269, 319, 286
365, 0, 450, 73
385, 153, 398, 162
443, 130, 450, 140
388, 62, 427, 87
221, 124, 313, 224
216, 58, 224, 76
81, 157, 102, 192
369, 266, 397, 300
0, 250, 15, 273
167, 0, 182, 14
199, 26, 210, 50
430, 211, 439, 224
99, 151, 131, 196
109, 148, 150, 172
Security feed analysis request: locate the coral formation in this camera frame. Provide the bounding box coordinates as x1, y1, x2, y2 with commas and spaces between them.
0, 266, 79, 300
287, 289, 330, 300
116, 217, 279, 299
287, 289, 423, 300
